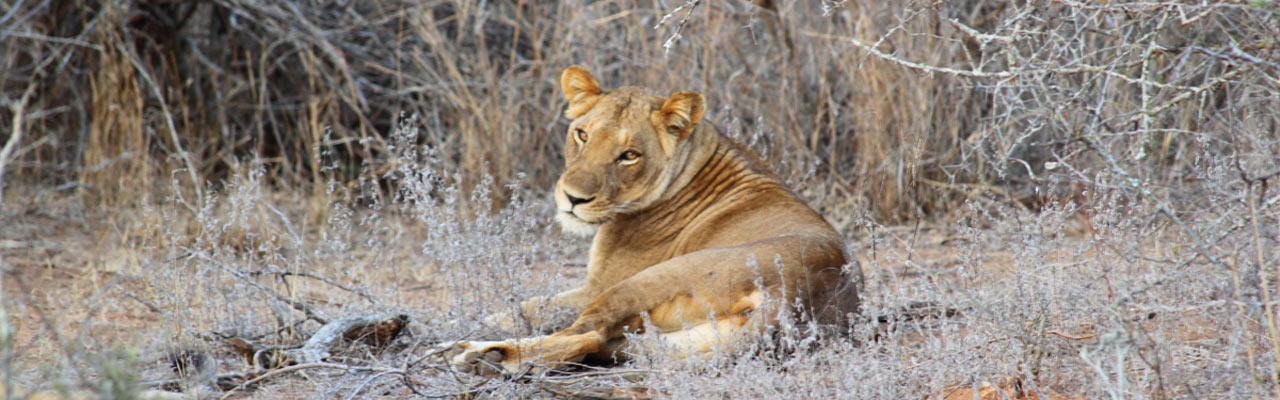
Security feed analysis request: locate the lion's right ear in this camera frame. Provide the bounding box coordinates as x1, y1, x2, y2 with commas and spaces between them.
562, 66, 602, 119
652, 91, 705, 140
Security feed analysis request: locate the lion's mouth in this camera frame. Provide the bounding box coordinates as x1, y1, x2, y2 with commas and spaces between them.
563, 210, 601, 225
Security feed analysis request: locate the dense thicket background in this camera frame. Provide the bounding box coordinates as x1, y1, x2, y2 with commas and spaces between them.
2, 1, 1279, 399
5, 0, 1272, 220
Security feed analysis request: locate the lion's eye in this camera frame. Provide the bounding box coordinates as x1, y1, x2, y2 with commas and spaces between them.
618, 150, 641, 162
575, 129, 588, 143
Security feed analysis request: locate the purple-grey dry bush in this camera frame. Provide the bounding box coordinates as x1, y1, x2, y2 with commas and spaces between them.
1, 0, 1278, 399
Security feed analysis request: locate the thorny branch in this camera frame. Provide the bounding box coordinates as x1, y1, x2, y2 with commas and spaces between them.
0, 79, 36, 211
194, 253, 329, 325
655, 0, 702, 56
809, 0, 1278, 326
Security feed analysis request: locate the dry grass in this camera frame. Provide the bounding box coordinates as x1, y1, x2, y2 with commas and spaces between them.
2, 0, 1052, 220
5, 1, 1276, 220
2, 0, 1279, 399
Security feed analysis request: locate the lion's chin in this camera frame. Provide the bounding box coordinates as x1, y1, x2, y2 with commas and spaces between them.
556, 212, 600, 237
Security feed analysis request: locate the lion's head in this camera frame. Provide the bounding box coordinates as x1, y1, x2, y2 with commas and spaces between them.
553, 66, 707, 236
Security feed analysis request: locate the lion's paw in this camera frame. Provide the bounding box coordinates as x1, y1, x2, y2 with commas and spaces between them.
440, 340, 520, 376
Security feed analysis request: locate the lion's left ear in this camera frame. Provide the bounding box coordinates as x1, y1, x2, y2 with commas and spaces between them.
562, 66, 603, 119
651, 91, 705, 140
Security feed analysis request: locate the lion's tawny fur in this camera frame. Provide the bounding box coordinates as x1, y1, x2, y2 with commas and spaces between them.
451, 66, 861, 374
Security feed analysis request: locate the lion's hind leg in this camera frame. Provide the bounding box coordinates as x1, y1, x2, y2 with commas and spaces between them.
621, 288, 776, 360
451, 239, 830, 374
449, 292, 765, 374
639, 313, 754, 360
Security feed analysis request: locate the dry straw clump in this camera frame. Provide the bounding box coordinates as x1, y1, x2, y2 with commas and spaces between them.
2, 0, 1278, 399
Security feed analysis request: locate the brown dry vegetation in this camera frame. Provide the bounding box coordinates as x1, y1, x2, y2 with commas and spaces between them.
2, 0, 1279, 399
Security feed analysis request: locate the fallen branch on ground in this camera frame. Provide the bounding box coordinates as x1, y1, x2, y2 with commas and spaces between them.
284, 313, 409, 364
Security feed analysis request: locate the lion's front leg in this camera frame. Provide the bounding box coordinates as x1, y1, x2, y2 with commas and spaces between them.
447, 331, 606, 376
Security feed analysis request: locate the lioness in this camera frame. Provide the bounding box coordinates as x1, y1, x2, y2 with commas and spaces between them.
449, 66, 861, 374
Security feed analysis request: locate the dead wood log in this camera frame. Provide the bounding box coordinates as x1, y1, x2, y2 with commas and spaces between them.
282, 313, 409, 363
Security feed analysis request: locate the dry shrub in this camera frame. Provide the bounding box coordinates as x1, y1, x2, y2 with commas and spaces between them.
0, 0, 1083, 221
3, 0, 1279, 399
6, 1, 1273, 222
83, 15, 153, 206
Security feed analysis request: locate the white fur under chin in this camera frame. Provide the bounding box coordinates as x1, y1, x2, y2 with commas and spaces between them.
556, 212, 599, 237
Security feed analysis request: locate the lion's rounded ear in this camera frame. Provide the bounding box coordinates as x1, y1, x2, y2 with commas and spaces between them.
562, 66, 602, 118
652, 91, 705, 139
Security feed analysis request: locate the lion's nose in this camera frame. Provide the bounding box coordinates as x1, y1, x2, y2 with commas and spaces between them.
565, 193, 595, 206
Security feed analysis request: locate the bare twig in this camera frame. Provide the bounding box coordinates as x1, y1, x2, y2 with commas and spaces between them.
944, 17, 1012, 44
1078, 135, 1229, 272
0, 79, 36, 211
344, 370, 400, 400
247, 269, 377, 305
800, 29, 1205, 91
1047, 330, 1096, 341
655, 0, 702, 56
217, 362, 403, 400
139, 372, 249, 390
1133, 67, 1249, 122
119, 42, 203, 210
1246, 177, 1280, 397
115, 283, 165, 315
195, 253, 329, 324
